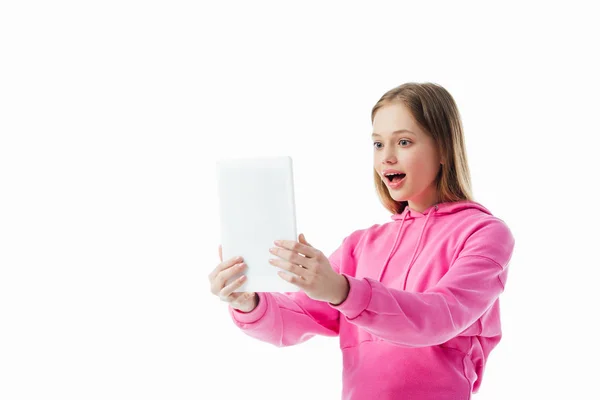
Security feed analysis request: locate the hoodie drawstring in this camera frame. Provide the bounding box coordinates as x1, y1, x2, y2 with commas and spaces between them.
377, 204, 438, 286
401, 204, 437, 290
377, 211, 407, 281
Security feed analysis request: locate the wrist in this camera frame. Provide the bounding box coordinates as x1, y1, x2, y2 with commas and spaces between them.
235, 293, 259, 313
330, 274, 349, 305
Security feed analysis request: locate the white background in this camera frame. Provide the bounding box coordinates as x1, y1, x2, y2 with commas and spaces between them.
1, 1, 598, 399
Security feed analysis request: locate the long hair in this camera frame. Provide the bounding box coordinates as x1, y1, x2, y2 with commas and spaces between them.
371, 82, 473, 215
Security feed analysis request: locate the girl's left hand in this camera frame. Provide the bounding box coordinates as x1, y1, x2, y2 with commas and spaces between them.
269, 233, 349, 305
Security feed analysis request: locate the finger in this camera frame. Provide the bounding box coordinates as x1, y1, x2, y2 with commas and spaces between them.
209, 255, 241, 282
269, 258, 307, 279
276, 269, 305, 288
219, 274, 248, 300
216, 262, 247, 288
210, 262, 246, 294
270, 247, 312, 268
274, 239, 318, 258
299, 233, 312, 247
209, 246, 226, 281
215, 255, 244, 275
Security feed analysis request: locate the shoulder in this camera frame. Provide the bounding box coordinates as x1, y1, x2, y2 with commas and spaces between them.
456, 212, 515, 268
462, 207, 514, 243
442, 201, 513, 241
433, 201, 515, 268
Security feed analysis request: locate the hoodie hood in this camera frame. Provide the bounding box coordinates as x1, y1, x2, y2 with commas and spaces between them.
391, 199, 492, 221
380, 200, 491, 284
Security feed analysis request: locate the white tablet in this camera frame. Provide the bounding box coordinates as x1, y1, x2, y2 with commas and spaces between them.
216, 156, 300, 293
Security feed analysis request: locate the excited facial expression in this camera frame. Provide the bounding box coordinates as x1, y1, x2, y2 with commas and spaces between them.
372, 103, 443, 213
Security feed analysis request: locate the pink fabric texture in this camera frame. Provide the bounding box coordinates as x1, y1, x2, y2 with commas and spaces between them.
228, 200, 515, 399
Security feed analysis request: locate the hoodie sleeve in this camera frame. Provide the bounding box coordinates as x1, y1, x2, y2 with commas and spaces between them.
329, 219, 515, 347
227, 238, 348, 347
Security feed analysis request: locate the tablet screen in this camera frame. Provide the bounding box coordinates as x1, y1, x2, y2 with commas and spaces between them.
216, 156, 300, 293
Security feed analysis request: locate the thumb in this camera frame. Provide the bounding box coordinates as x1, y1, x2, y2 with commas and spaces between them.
299, 233, 311, 246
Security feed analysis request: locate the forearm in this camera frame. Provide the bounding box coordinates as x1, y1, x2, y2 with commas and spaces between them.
230, 291, 340, 347
329, 257, 507, 347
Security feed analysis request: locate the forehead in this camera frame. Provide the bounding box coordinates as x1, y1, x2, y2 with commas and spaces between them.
372, 103, 420, 137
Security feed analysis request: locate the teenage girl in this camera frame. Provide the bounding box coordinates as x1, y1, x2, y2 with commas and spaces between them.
208, 82, 515, 400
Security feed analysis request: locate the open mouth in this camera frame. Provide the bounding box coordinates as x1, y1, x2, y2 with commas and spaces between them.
385, 173, 406, 183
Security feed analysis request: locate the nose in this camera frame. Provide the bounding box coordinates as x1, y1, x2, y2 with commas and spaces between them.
382, 149, 397, 164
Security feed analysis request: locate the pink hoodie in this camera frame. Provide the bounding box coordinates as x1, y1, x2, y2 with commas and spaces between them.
229, 200, 515, 400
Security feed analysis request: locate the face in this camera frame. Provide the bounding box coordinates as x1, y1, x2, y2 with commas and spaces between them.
372, 103, 443, 213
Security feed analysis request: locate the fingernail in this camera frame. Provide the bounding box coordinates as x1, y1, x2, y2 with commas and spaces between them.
274, 240, 281, 245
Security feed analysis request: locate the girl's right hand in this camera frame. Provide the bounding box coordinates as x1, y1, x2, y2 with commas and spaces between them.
208, 245, 258, 313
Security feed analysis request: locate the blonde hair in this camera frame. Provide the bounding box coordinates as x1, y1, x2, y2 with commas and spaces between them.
371, 82, 473, 215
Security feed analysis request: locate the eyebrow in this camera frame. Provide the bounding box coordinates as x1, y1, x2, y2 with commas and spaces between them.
371, 129, 416, 138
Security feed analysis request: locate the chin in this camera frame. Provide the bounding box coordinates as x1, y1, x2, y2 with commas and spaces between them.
389, 192, 409, 202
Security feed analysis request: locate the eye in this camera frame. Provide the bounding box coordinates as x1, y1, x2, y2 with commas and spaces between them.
399, 139, 411, 146
373, 141, 382, 149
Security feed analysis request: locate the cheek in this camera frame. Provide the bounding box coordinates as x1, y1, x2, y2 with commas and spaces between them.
404, 154, 422, 174
412, 157, 440, 181
373, 153, 389, 170
405, 155, 438, 184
